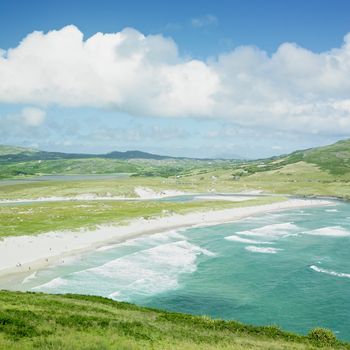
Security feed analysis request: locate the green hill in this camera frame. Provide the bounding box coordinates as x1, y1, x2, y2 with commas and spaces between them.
0, 145, 232, 179
0, 145, 39, 156
199, 138, 350, 199
225, 139, 350, 176
0, 291, 348, 350
289, 139, 350, 175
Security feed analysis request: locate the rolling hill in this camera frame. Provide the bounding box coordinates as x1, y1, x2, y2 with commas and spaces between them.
0, 145, 237, 179
0, 145, 181, 163
0, 291, 348, 350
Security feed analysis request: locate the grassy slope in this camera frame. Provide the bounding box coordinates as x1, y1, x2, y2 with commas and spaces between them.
169, 139, 350, 199
0, 158, 141, 177
0, 145, 38, 156
0, 196, 284, 238
292, 139, 350, 175
230, 139, 350, 198
239, 162, 350, 198
0, 291, 348, 350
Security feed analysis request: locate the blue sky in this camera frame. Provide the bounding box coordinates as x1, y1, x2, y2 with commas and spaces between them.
1, 0, 350, 158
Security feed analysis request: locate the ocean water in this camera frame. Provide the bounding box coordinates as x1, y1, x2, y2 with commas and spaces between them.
20, 201, 350, 340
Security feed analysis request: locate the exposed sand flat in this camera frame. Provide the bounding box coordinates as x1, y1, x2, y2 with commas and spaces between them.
134, 187, 187, 199
0, 198, 332, 280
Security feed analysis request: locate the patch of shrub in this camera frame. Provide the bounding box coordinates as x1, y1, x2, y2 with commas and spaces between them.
308, 327, 337, 346
0, 311, 40, 339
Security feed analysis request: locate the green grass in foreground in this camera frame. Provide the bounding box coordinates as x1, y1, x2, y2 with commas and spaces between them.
0, 197, 285, 238
0, 291, 348, 350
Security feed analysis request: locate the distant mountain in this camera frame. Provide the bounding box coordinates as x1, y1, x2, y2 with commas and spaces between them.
0, 145, 247, 163
2, 139, 350, 168
104, 150, 178, 160
0, 145, 183, 163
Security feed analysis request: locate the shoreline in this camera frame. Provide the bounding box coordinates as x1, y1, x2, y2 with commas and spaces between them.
0, 198, 333, 285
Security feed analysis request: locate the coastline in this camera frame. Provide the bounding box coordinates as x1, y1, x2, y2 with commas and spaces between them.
0, 198, 332, 283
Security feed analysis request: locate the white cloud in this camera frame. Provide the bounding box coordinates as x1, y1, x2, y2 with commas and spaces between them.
1, 25, 350, 135
191, 15, 218, 28
0, 26, 218, 118
21, 107, 46, 126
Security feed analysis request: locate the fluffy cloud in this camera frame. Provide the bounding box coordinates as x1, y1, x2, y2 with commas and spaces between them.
1, 25, 350, 135
0, 26, 218, 118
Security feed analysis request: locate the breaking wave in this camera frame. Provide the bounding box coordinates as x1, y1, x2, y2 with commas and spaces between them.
224, 235, 272, 244
310, 265, 350, 278
245, 246, 282, 254
306, 226, 350, 237
33, 240, 214, 301
238, 222, 298, 238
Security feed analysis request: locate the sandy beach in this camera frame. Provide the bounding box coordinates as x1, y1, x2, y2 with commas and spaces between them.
0, 198, 332, 280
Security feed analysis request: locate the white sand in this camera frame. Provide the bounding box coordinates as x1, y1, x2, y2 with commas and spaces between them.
134, 187, 186, 199
0, 198, 332, 278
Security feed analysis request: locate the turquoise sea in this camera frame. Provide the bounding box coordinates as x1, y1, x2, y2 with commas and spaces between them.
18, 201, 350, 340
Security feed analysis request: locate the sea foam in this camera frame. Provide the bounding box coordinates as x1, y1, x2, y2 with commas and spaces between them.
306, 226, 350, 237
224, 235, 272, 244
95, 240, 214, 300
245, 246, 282, 254
22, 272, 37, 284
34, 240, 215, 301
96, 230, 186, 251
33, 277, 68, 290
238, 222, 298, 238
310, 265, 350, 278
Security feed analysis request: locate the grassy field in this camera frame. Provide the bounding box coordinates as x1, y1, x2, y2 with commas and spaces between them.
0, 290, 348, 350
199, 161, 350, 199
0, 196, 285, 238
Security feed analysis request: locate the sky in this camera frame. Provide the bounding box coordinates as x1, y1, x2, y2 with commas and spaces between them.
1, 0, 350, 158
